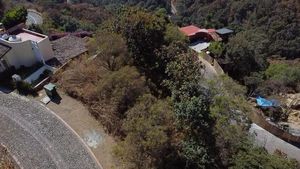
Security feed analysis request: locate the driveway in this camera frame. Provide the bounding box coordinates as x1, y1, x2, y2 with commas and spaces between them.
0, 93, 102, 169
26, 9, 43, 26
250, 123, 300, 161
198, 56, 218, 79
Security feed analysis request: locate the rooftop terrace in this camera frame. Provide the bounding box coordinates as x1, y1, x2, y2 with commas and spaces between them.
0, 28, 46, 43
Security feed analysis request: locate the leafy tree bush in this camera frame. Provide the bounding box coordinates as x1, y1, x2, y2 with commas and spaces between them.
88, 31, 129, 71
114, 94, 181, 169
15, 81, 36, 96
164, 23, 188, 44
166, 52, 221, 168
225, 30, 269, 80
208, 41, 225, 58
89, 66, 148, 134
0, 0, 4, 19
113, 8, 167, 73
246, 63, 300, 96
2, 6, 27, 29
265, 63, 300, 87
28, 24, 44, 34
231, 146, 298, 169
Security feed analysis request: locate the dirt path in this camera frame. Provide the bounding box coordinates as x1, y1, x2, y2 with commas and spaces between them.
35, 90, 118, 169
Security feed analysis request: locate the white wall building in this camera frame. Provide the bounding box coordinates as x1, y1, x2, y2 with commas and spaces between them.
0, 26, 54, 72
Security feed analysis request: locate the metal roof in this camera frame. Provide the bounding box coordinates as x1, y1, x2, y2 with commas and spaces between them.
216, 28, 234, 35
179, 25, 201, 36
189, 41, 211, 53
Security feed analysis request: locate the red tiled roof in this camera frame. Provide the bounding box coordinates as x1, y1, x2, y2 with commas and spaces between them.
179, 25, 201, 36
207, 29, 216, 33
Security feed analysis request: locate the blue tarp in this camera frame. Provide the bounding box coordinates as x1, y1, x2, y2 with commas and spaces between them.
256, 96, 279, 107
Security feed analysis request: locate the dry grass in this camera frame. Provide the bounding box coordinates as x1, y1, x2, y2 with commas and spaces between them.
53, 56, 107, 101
53, 56, 148, 135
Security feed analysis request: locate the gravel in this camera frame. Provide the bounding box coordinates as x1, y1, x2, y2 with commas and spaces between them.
0, 93, 101, 169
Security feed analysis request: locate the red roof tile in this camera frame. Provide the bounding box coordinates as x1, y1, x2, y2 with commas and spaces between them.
207, 29, 216, 33
179, 25, 201, 36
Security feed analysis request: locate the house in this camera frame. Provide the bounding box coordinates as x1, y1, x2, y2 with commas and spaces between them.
0, 24, 54, 72
47, 35, 88, 68
179, 25, 222, 52
179, 25, 214, 42
179, 25, 222, 43
216, 28, 234, 41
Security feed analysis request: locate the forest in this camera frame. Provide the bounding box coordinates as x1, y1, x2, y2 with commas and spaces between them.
0, 0, 299, 169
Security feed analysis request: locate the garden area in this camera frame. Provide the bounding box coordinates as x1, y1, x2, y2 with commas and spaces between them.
0, 62, 53, 95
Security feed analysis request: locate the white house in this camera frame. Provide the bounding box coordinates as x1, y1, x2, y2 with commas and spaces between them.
0, 25, 54, 72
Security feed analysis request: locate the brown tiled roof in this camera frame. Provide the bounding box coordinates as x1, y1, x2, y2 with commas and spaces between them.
50, 35, 88, 66
0, 43, 11, 59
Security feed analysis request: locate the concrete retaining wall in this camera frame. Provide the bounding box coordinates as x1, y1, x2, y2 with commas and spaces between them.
250, 110, 300, 147
201, 52, 224, 75
24, 65, 54, 84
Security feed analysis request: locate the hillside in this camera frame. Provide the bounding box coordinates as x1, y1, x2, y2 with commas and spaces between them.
0, 0, 299, 169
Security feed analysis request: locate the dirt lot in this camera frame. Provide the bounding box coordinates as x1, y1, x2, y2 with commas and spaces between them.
34, 90, 119, 169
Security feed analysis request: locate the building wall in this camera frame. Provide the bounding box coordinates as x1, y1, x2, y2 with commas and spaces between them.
38, 38, 54, 61
1, 40, 37, 69
0, 32, 54, 72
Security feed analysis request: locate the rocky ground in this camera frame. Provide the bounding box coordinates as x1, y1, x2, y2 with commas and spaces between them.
286, 93, 300, 135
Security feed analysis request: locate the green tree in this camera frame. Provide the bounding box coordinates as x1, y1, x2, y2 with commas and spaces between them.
91, 66, 148, 134
225, 29, 269, 80
114, 94, 181, 169
231, 146, 298, 169
166, 52, 221, 168
2, 6, 27, 29
28, 24, 44, 34
89, 31, 129, 71
209, 76, 251, 166
264, 63, 300, 88
0, 0, 4, 19
110, 7, 170, 94
164, 23, 188, 44
61, 16, 80, 32
208, 41, 225, 58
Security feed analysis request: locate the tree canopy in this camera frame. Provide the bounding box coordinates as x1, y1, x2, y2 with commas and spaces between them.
2, 6, 27, 29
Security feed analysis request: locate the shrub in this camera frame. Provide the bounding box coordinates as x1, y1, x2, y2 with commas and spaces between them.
15, 81, 36, 95
89, 66, 148, 134
265, 63, 300, 85
2, 6, 27, 29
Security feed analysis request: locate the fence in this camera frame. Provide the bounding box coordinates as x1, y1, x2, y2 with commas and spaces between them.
250, 109, 300, 148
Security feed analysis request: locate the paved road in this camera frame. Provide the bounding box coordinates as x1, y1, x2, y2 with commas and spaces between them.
26, 9, 43, 26
250, 123, 300, 161
0, 93, 101, 169
198, 56, 218, 79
